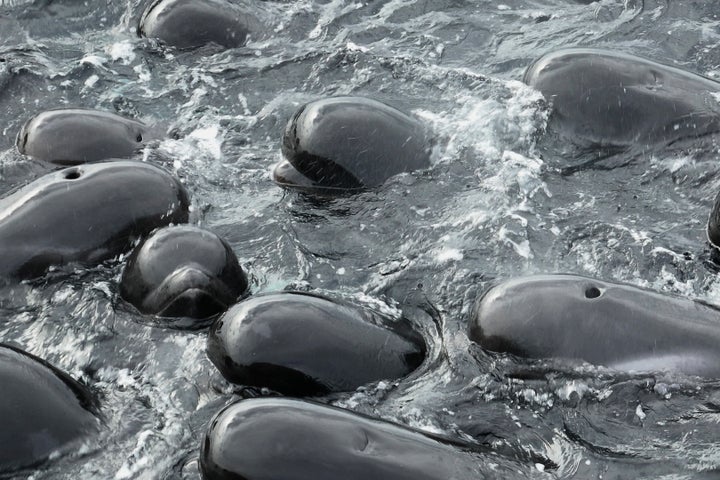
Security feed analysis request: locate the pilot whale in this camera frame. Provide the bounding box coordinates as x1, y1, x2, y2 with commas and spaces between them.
138, 0, 259, 50
469, 274, 720, 377
0, 160, 189, 281
121, 225, 248, 324
706, 190, 720, 248
0, 344, 100, 475
524, 48, 720, 150
273, 96, 432, 194
17, 109, 151, 165
207, 291, 426, 396
200, 398, 527, 480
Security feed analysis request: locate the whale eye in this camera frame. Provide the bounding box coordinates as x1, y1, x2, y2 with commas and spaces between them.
585, 286, 601, 299
136, 133, 143, 142
64, 169, 81, 180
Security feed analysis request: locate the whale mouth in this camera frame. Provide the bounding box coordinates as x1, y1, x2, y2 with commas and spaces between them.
271, 160, 365, 194
707, 224, 720, 251
285, 153, 364, 189
15, 119, 31, 153
137, 0, 166, 37
143, 267, 239, 321
157, 288, 230, 320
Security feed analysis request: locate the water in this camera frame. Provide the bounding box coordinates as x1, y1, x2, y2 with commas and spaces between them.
1, 0, 720, 478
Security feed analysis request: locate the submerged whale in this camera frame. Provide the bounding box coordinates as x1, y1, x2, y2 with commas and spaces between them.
17, 109, 150, 165
273, 96, 432, 194
120, 225, 248, 323
200, 398, 516, 480
138, 0, 258, 50
0, 160, 189, 281
207, 292, 426, 395
524, 48, 720, 150
469, 274, 720, 377
0, 344, 100, 475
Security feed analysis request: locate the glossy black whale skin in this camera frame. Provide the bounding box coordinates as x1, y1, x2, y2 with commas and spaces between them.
199, 398, 490, 480
273, 96, 432, 193
706, 190, 720, 248
469, 274, 720, 377
138, 0, 257, 50
120, 225, 248, 321
16, 109, 150, 165
0, 160, 189, 281
524, 48, 720, 149
207, 291, 426, 396
0, 343, 100, 475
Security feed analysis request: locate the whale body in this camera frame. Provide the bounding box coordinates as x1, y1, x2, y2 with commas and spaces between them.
273, 96, 432, 194
0, 160, 189, 281
207, 292, 426, 395
469, 274, 720, 377
706, 190, 720, 248
524, 48, 720, 150
200, 398, 512, 480
17, 109, 150, 165
138, 0, 258, 50
0, 344, 100, 475
121, 225, 248, 323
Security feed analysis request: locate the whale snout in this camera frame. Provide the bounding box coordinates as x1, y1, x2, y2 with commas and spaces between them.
146, 266, 238, 320
120, 225, 249, 325
15, 118, 31, 153
156, 287, 229, 319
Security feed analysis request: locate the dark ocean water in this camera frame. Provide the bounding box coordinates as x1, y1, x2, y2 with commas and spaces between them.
2, 0, 720, 478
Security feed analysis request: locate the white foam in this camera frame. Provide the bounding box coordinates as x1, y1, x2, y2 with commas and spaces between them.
556, 380, 590, 401
188, 125, 224, 160
350, 292, 403, 319
434, 247, 464, 263
159, 117, 226, 172
498, 225, 534, 259
636, 403, 646, 421
79, 55, 107, 68
84, 75, 99, 88
107, 41, 136, 65
346, 41, 369, 52
481, 150, 549, 199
